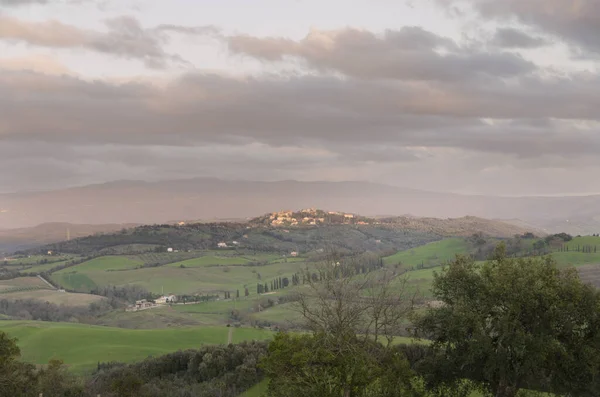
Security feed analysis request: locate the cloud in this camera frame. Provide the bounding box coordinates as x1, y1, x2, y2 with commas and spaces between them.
2, 68, 600, 163
226, 26, 536, 81
0, 55, 73, 75
441, 0, 600, 54
0, 14, 216, 68
491, 28, 549, 48
1, 19, 599, 195
0, 0, 48, 5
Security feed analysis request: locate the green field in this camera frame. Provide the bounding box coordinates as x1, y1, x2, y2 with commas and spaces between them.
0, 321, 273, 372
56, 256, 143, 272
22, 260, 73, 273
383, 238, 470, 267
166, 255, 251, 267
52, 259, 305, 295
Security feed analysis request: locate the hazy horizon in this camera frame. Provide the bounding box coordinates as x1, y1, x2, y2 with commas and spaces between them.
5, 177, 600, 199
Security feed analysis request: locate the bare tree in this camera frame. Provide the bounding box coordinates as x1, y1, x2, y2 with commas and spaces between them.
294, 253, 416, 344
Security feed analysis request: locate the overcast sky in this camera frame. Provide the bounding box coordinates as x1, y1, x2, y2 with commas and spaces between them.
1, 0, 600, 196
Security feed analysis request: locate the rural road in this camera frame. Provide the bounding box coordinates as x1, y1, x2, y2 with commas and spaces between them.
37, 275, 56, 290
227, 328, 233, 345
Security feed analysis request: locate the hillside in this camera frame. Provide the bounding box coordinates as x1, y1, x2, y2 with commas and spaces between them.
249, 210, 537, 237
0, 222, 139, 253
35, 222, 440, 257
2, 178, 600, 233
17, 210, 538, 257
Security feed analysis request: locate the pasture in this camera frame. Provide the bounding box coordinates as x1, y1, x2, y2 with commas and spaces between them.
0, 289, 105, 306
0, 321, 273, 373
383, 238, 470, 267
51, 258, 307, 295
0, 277, 49, 293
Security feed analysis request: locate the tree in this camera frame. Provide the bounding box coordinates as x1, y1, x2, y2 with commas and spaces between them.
262, 255, 419, 397
37, 359, 83, 397
0, 332, 38, 397
236, 289, 240, 299
414, 244, 600, 397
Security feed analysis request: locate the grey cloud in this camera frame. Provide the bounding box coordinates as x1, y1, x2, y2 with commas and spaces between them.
491, 28, 549, 48
2, 69, 600, 162
155, 24, 220, 36
226, 27, 536, 81
445, 0, 600, 54
0, 14, 215, 68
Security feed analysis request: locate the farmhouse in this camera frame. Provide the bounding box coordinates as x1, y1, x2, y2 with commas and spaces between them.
155, 295, 177, 305
217, 242, 228, 248
127, 299, 157, 311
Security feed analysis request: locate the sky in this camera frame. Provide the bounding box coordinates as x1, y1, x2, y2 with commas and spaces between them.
1, 0, 600, 196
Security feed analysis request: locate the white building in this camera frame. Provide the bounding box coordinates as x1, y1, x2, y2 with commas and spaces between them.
167, 247, 174, 253
290, 251, 299, 257
155, 295, 177, 305
217, 242, 228, 248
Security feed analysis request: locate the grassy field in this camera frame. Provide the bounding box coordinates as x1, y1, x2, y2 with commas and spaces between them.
22, 260, 73, 273
166, 255, 251, 268
52, 259, 306, 295
95, 306, 224, 328
0, 277, 49, 292
383, 238, 470, 267
56, 256, 143, 272
0, 289, 105, 306
0, 321, 273, 373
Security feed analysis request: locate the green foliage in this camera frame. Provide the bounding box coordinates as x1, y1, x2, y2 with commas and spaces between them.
261, 333, 421, 397
0, 332, 83, 397
414, 244, 600, 397
89, 341, 269, 397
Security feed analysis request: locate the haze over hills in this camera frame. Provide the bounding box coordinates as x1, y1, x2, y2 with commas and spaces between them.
1, 178, 599, 234
0, 222, 140, 253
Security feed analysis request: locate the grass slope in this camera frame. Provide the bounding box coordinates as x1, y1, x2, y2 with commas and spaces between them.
56, 256, 143, 272
383, 238, 470, 267
0, 321, 272, 373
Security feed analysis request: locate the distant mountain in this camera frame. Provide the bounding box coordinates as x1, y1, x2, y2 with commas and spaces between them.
1, 178, 599, 233
0, 222, 139, 253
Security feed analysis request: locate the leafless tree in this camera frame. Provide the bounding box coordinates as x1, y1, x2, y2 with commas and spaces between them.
294, 253, 416, 345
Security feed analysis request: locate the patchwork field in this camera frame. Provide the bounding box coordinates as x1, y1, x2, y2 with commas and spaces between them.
0, 321, 273, 373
